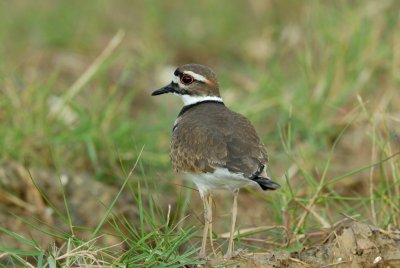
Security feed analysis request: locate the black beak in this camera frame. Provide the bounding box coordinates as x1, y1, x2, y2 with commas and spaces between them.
151, 83, 176, 96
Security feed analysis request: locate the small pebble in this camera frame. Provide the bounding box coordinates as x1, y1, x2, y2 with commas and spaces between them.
373, 256, 382, 264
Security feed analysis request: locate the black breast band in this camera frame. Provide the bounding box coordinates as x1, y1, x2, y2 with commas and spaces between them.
178, 100, 225, 117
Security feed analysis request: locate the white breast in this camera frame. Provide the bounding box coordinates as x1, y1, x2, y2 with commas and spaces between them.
185, 168, 257, 198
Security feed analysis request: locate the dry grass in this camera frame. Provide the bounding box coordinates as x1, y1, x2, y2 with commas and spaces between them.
0, 0, 399, 267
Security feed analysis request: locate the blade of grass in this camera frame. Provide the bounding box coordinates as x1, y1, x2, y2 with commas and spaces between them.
11, 215, 68, 240
0, 248, 41, 257
51, 30, 125, 120
325, 151, 400, 186
91, 145, 144, 238
292, 112, 357, 237
0, 227, 37, 248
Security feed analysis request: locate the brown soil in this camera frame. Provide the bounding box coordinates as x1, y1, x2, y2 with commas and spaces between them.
1, 162, 400, 267
0, 161, 126, 248
203, 220, 400, 268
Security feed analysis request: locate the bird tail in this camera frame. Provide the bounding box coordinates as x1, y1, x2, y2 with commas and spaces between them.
252, 176, 280, 191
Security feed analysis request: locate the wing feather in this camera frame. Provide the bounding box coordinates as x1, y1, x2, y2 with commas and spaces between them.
169, 103, 267, 178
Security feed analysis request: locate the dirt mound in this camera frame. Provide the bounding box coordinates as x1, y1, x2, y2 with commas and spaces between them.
204, 221, 400, 268
1, 162, 400, 267
292, 221, 400, 267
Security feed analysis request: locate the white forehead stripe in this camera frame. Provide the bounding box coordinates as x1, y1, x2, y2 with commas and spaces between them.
172, 75, 180, 84
171, 70, 208, 88
183, 71, 208, 82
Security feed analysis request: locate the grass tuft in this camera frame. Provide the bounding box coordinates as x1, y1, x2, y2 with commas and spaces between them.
0, 0, 399, 266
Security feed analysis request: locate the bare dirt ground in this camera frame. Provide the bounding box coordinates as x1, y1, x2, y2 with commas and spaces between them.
0, 161, 125, 248
203, 220, 400, 268
1, 162, 400, 267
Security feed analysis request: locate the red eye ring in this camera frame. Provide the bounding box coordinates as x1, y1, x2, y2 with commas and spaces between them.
180, 74, 194, 85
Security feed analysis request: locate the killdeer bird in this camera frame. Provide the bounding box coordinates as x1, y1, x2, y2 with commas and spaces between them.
152, 64, 280, 259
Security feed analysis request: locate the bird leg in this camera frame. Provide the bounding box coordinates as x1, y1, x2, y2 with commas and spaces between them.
198, 192, 210, 259
225, 189, 239, 259
208, 194, 217, 257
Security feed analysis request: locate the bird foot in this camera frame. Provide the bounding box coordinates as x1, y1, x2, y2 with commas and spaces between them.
223, 253, 232, 260
224, 248, 243, 260
197, 252, 208, 260
224, 250, 235, 260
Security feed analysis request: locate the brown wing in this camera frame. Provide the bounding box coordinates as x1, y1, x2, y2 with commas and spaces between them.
224, 112, 268, 177
169, 103, 267, 177
170, 118, 227, 173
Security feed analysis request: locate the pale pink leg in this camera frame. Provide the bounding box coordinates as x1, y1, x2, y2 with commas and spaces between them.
208, 194, 216, 256
225, 189, 239, 259
198, 193, 210, 259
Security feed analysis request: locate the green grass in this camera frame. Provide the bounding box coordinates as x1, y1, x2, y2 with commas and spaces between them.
0, 153, 203, 267
0, 0, 399, 266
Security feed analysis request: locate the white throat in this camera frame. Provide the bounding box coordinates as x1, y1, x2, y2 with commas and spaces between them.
178, 95, 224, 106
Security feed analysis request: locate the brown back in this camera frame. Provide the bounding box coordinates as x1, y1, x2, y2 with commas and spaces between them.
170, 102, 267, 177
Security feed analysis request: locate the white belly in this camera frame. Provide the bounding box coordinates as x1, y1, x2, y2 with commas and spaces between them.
185, 168, 257, 198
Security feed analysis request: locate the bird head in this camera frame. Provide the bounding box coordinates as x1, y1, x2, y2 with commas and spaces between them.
152, 64, 222, 105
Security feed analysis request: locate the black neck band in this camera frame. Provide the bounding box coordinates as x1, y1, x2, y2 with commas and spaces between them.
178, 100, 224, 117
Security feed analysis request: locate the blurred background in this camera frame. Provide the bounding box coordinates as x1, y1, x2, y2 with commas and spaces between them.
0, 0, 399, 262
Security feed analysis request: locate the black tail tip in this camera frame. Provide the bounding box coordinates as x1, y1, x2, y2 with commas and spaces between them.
252, 177, 281, 191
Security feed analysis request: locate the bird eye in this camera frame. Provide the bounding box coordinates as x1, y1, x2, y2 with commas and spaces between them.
180, 75, 194, 85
